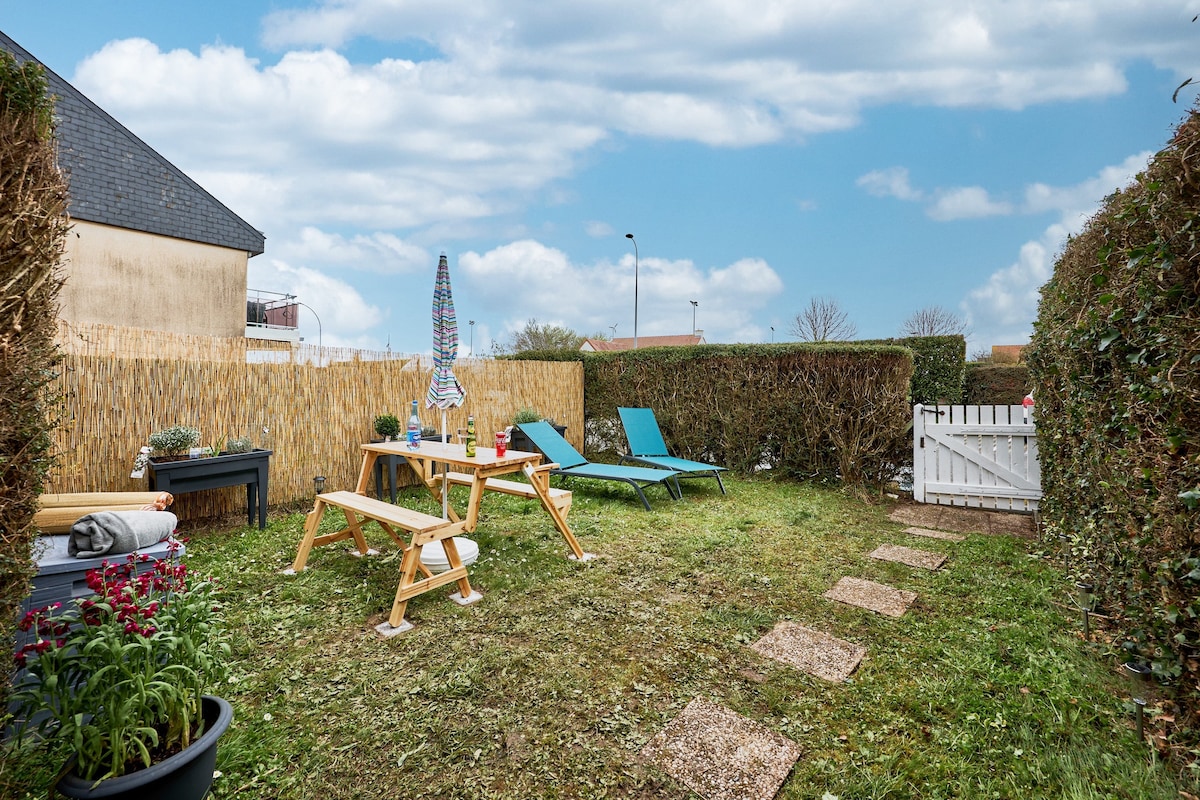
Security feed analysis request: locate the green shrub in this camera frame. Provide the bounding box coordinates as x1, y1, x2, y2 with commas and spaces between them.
580, 343, 912, 489
373, 414, 401, 439
1028, 103, 1200, 751
0, 51, 69, 710
963, 363, 1031, 404
148, 424, 201, 456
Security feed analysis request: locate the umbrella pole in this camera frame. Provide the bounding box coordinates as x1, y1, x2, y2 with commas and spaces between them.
441, 410, 449, 519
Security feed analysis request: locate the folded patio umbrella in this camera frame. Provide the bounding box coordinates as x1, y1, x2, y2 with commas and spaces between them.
426, 252, 466, 519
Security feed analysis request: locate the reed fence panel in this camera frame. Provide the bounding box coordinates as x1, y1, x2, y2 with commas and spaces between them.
49, 325, 582, 523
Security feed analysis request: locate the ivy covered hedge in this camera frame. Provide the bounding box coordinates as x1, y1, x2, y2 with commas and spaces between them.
1028, 106, 1200, 743
0, 52, 67, 706
514, 343, 913, 488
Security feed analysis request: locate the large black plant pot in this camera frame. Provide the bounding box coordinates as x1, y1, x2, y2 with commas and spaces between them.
57, 695, 233, 800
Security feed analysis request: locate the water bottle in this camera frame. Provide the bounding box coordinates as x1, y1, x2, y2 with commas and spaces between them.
465, 415, 476, 457
406, 400, 420, 451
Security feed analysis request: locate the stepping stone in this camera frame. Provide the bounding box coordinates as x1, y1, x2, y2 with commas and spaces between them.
750, 622, 866, 682
888, 505, 1034, 537
823, 577, 916, 617
903, 526, 965, 542
641, 698, 801, 800
868, 543, 947, 571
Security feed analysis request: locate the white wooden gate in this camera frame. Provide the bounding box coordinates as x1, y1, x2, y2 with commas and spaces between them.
912, 404, 1040, 511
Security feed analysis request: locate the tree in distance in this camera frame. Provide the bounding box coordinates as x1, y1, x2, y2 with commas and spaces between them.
901, 305, 970, 337
497, 318, 585, 353
789, 297, 857, 342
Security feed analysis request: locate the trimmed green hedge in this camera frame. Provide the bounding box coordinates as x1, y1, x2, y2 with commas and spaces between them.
963, 364, 1031, 405
562, 343, 913, 488
861, 335, 965, 404
1028, 105, 1200, 743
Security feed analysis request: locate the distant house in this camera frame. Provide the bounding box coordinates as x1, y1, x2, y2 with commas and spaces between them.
580, 332, 706, 352
1, 31, 269, 341
991, 344, 1027, 364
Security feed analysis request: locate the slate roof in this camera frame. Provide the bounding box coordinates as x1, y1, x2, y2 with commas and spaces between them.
0, 31, 265, 256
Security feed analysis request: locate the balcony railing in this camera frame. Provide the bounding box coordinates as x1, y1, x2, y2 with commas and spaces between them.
247, 289, 299, 330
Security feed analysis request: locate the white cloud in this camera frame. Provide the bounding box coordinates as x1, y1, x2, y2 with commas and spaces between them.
962, 150, 1152, 350
458, 241, 783, 344
585, 220, 614, 238
928, 186, 1014, 221
247, 259, 385, 348
274, 227, 431, 275
858, 167, 922, 201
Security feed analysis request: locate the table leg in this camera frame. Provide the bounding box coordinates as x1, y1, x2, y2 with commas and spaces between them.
388, 456, 398, 504
355, 453, 378, 495
524, 463, 589, 560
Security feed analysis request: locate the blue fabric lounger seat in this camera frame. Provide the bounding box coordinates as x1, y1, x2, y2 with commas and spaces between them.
617, 407, 727, 495
516, 421, 680, 510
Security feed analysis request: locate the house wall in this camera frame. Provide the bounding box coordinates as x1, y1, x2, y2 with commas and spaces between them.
59, 220, 249, 338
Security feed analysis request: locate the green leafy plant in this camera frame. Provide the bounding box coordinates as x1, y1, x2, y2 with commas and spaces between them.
148, 425, 201, 457
224, 436, 254, 454
373, 414, 401, 439
11, 546, 229, 782
511, 407, 543, 425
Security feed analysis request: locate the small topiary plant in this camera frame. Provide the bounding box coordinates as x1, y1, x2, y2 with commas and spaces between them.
148, 425, 201, 457
373, 414, 401, 439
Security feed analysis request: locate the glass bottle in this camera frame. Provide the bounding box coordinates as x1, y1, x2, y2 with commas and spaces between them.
465, 415, 476, 457
406, 400, 421, 451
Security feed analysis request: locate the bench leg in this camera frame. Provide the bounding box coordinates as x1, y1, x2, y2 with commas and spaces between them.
441, 536, 478, 601
387, 544, 424, 629
288, 499, 327, 573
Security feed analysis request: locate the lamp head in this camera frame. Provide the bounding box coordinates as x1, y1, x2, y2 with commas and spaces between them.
625, 233, 634, 239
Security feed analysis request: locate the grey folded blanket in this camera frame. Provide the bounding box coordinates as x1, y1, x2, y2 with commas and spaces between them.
68, 511, 178, 558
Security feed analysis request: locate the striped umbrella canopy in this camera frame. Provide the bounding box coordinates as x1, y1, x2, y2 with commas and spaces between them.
426, 252, 465, 412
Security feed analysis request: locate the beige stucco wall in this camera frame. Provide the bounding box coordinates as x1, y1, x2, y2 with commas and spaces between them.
59, 220, 250, 338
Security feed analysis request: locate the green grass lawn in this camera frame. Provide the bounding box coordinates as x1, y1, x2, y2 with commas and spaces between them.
4, 476, 1195, 799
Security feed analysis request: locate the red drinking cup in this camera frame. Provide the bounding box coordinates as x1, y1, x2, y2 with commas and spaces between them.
495, 432, 507, 457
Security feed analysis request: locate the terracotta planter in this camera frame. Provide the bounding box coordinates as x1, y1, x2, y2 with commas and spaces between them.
57, 695, 233, 799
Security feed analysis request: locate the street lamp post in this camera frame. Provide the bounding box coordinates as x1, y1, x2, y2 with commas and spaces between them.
625, 233, 638, 349
296, 301, 322, 350
690, 300, 698, 336
469, 320, 475, 355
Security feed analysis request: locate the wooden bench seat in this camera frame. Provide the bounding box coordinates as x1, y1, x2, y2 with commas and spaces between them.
286, 490, 480, 634
441, 472, 572, 515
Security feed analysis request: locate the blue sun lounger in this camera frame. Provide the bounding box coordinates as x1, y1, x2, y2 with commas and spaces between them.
617, 407, 727, 495
516, 421, 680, 510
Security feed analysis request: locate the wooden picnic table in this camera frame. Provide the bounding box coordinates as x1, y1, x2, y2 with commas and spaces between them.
355, 440, 593, 561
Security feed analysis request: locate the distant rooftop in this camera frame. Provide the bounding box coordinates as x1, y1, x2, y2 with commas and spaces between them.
580, 333, 705, 352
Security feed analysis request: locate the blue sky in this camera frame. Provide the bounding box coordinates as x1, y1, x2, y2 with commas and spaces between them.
5, 1, 1199, 356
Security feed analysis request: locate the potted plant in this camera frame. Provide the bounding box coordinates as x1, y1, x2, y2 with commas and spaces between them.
147, 425, 201, 460
224, 435, 254, 454
10, 544, 233, 798
373, 413, 401, 442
